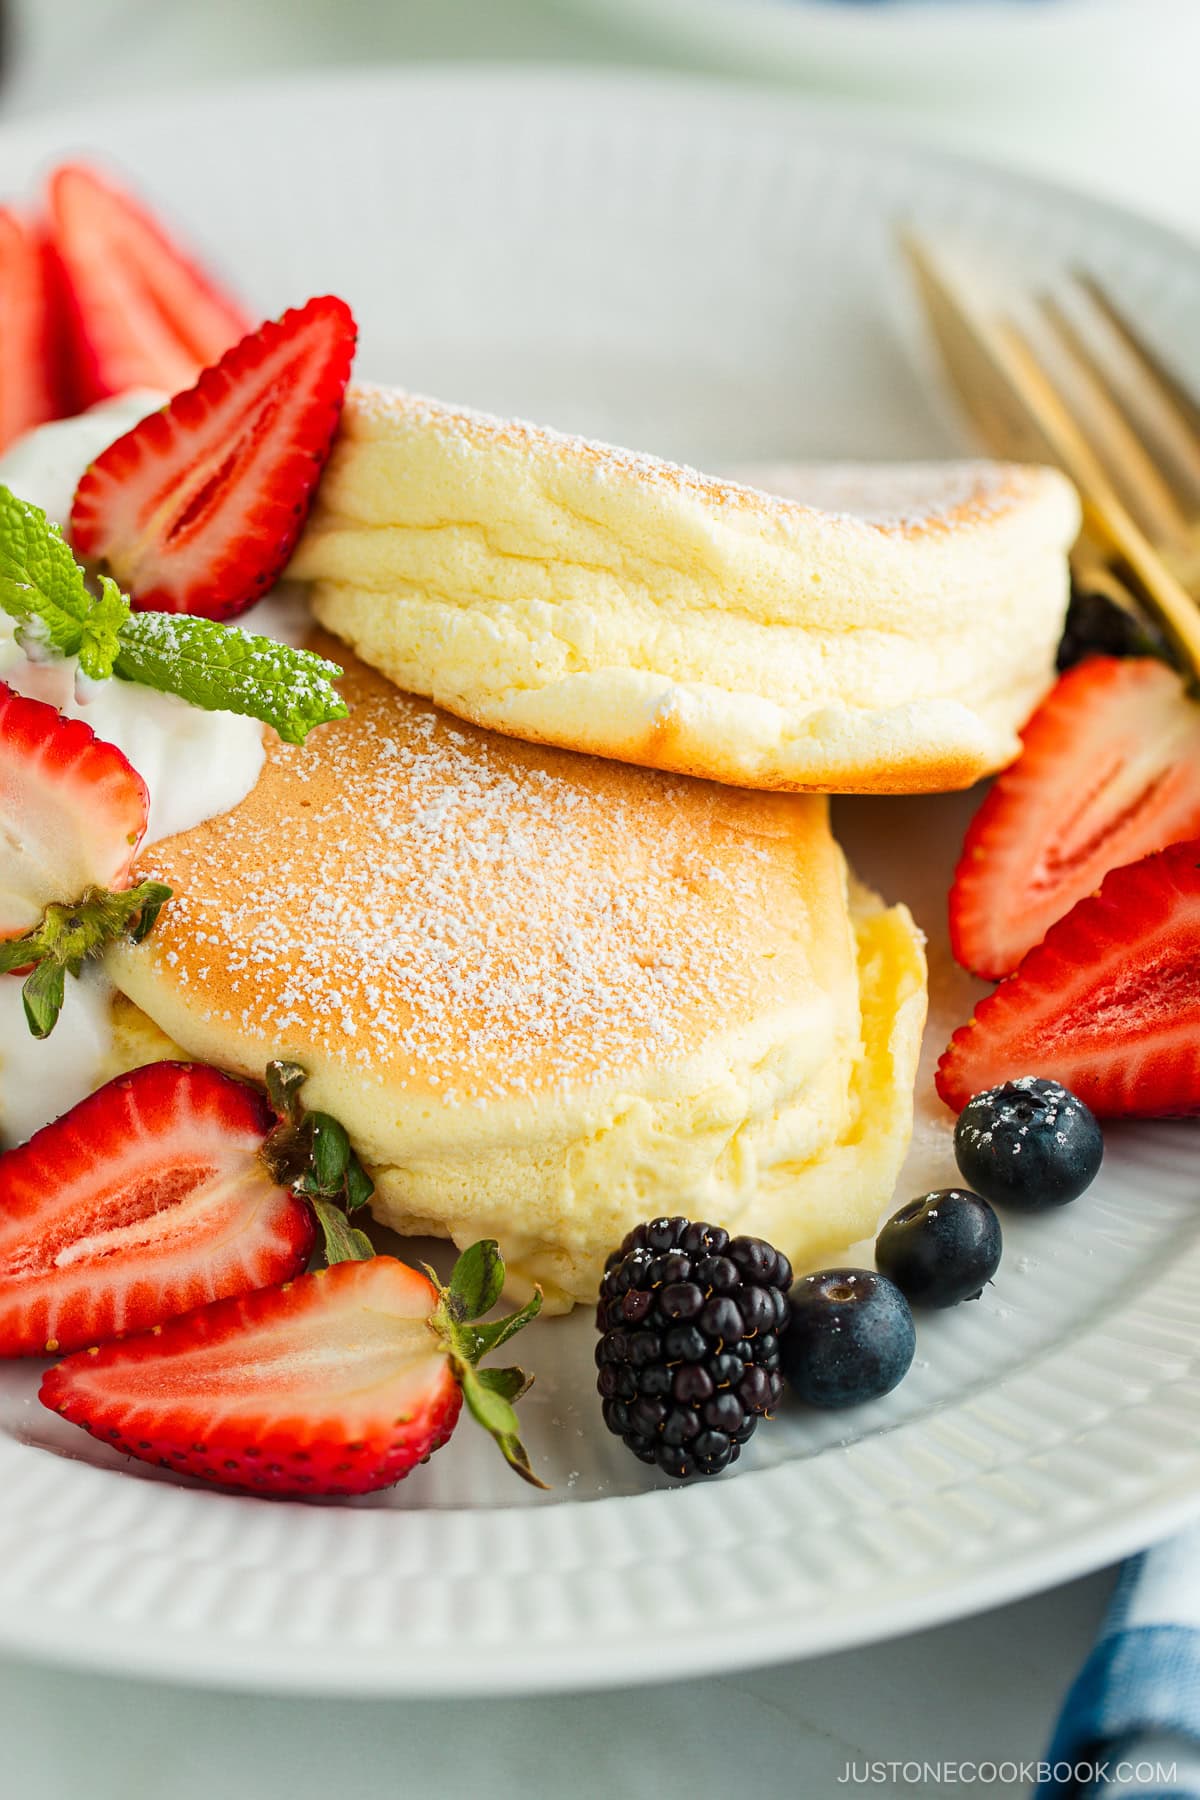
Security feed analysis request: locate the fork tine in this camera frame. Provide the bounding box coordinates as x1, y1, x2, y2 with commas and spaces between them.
1031, 292, 1194, 551
900, 234, 1056, 465
1066, 273, 1200, 516
994, 315, 1200, 679
903, 232, 1200, 676
1077, 270, 1200, 442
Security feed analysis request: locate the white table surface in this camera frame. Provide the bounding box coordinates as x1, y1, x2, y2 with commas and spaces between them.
3, 3, 1198, 1795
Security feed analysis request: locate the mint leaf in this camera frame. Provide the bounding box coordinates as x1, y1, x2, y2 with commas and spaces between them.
0, 485, 346, 744
112, 613, 347, 746
0, 487, 95, 659
79, 575, 132, 682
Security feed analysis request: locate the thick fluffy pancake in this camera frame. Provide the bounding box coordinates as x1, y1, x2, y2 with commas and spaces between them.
289, 385, 1080, 794
105, 641, 927, 1309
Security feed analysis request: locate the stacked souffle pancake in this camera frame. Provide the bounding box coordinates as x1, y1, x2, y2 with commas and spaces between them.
102, 387, 1080, 1308
289, 386, 1080, 793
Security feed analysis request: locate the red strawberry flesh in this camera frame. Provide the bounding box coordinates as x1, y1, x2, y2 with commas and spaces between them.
70, 294, 357, 620
0, 208, 63, 451
0, 1062, 314, 1355
938, 838, 1200, 1118
0, 681, 148, 940
48, 162, 249, 406
950, 657, 1200, 979
40, 1257, 461, 1496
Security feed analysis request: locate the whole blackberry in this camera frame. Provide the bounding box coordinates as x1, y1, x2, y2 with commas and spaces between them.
595, 1217, 792, 1480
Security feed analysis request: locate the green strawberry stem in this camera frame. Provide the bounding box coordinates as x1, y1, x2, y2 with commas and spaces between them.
0, 879, 171, 1037
264, 1071, 545, 1484
261, 1059, 376, 1265
428, 1241, 546, 1489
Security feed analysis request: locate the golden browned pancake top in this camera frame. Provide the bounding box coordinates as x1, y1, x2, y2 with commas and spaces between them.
122, 641, 851, 1105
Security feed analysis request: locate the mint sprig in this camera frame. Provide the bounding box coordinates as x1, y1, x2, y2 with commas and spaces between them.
0, 488, 130, 677
0, 880, 171, 1038
112, 614, 348, 747
0, 488, 347, 745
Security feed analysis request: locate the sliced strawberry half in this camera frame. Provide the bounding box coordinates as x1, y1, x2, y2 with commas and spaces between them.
0, 209, 65, 451
70, 294, 357, 620
41, 1246, 545, 1497
0, 1062, 315, 1356
950, 657, 1200, 980
47, 162, 249, 406
0, 681, 148, 941
938, 838, 1200, 1118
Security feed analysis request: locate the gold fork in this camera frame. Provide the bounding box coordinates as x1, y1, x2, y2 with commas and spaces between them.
901, 233, 1200, 682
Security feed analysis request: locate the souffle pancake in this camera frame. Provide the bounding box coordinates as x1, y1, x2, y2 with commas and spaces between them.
289, 384, 1080, 795
104, 636, 927, 1309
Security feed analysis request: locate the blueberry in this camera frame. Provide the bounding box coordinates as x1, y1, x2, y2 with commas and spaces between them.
781, 1269, 915, 1407
876, 1190, 1002, 1309
955, 1078, 1103, 1211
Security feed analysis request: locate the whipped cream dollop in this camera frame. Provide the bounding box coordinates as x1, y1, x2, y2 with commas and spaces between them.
0, 396, 312, 1143
0, 973, 115, 1148
0, 390, 165, 529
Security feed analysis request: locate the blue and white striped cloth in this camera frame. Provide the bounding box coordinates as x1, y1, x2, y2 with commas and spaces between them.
1038, 1523, 1200, 1799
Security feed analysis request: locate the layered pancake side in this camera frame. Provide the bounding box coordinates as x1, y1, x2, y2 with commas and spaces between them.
289, 384, 1081, 794
105, 641, 927, 1307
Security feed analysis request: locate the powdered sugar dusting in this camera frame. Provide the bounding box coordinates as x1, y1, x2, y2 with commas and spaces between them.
130, 655, 804, 1105
345, 382, 1035, 536
728, 461, 1031, 533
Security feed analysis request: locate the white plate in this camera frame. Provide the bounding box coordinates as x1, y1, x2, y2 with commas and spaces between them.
0, 68, 1198, 1697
